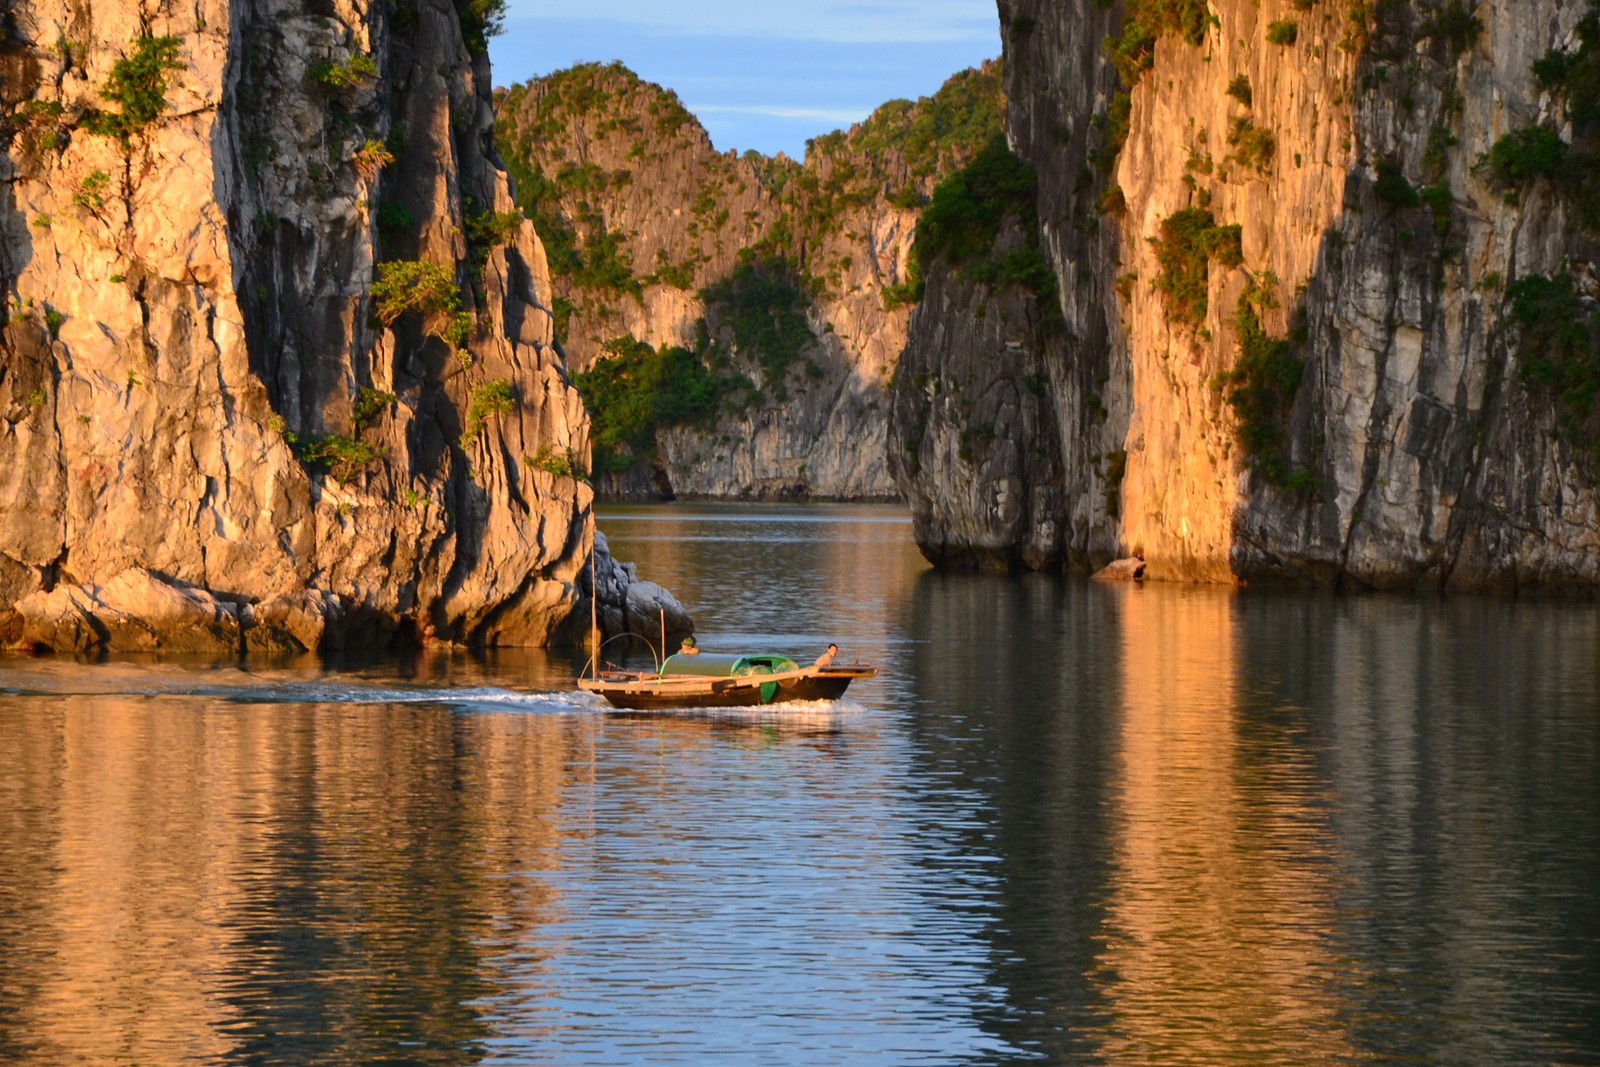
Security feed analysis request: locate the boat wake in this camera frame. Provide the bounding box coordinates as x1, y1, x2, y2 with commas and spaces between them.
0, 662, 609, 714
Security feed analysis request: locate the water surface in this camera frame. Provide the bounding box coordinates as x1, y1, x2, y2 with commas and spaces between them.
1, 502, 1596, 1064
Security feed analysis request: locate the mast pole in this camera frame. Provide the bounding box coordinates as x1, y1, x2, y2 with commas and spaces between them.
660, 607, 666, 665
590, 525, 599, 680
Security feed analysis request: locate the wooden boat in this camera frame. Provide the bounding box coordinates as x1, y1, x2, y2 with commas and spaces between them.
578, 652, 878, 710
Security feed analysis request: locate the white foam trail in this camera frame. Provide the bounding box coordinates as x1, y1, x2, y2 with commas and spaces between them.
0, 665, 599, 714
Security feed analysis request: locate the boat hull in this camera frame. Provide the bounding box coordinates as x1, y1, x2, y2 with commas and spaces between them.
578, 666, 875, 710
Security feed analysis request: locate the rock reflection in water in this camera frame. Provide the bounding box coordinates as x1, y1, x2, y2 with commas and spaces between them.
1091, 586, 1348, 1063
0, 696, 588, 1065
897, 573, 1600, 1065
901, 571, 1121, 1063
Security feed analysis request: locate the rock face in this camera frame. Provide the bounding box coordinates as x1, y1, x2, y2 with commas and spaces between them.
493, 62, 1004, 500
888, 218, 1068, 570
892, 0, 1600, 593
0, 0, 685, 651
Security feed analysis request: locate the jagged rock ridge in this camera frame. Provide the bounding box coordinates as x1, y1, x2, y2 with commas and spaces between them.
0, 0, 687, 652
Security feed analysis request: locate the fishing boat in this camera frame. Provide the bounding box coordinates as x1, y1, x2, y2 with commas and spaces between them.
578, 651, 878, 710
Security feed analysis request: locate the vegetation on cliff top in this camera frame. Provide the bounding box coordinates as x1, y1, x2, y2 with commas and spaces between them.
1096, 0, 1212, 177
1102, 0, 1211, 86
492, 58, 1004, 352
493, 57, 1008, 482
455, 0, 508, 56
900, 133, 1058, 313
813, 64, 1004, 179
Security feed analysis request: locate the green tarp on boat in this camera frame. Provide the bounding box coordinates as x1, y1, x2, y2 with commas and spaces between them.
658, 652, 799, 678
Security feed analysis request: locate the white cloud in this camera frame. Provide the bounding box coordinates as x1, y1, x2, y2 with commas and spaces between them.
504, 0, 995, 44
690, 103, 876, 122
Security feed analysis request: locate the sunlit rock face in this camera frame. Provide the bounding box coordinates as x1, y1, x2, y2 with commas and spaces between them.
0, 0, 679, 650
894, 0, 1600, 591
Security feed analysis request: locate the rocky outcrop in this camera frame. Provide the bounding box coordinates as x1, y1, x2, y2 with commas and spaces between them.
888, 219, 1067, 570
493, 62, 1004, 500
0, 0, 684, 651
892, 0, 1600, 593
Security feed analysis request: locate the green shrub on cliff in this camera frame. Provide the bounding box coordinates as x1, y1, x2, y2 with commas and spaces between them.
1150, 208, 1243, 329
1265, 19, 1299, 45
702, 261, 817, 402
370, 259, 472, 352
1227, 118, 1275, 173
1214, 276, 1309, 488
310, 54, 379, 91
371, 260, 462, 324
1507, 273, 1600, 462
1535, 6, 1600, 121
1483, 126, 1568, 184
464, 201, 524, 279
288, 432, 383, 484
461, 380, 516, 444
1522, 5, 1600, 229
456, 0, 508, 55
1421, 0, 1482, 58
1374, 158, 1421, 206
1096, 1, 1215, 183
352, 387, 397, 432
907, 133, 1057, 312
85, 34, 183, 146
496, 150, 641, 302
1103, 0, 1212, 85
851, 63, 1004, 177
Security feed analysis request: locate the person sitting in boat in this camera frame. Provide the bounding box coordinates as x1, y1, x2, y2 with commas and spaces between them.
680, 636, 700, 655
814, 643, 838, 667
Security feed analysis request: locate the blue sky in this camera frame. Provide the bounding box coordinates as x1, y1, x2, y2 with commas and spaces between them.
492, 1, 1001, 159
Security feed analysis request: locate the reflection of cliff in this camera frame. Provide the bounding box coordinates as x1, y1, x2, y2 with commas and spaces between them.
902, 573, 1121, 1058
1090, 584, 1350, 1062
0, 697, 580, 1063
898, 578, 1600, 1059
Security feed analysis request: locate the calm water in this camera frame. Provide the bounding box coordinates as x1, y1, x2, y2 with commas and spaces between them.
1, 502, 1597, 1065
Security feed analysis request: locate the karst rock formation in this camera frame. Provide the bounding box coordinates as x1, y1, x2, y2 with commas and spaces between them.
0, 0, 688, 652
891, 0, 1600, 592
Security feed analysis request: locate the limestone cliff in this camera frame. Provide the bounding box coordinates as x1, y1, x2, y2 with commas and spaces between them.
893, 0, 1600, 592
493, 62, 1003, 500
0, 0, 687, 652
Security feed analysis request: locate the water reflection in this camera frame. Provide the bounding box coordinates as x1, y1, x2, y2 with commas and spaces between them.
0, 674, 1000, 1065
901, 577, 1600, 1065
902, 572, 1121, 1063
1, 507, 1598, 1065
0, 698, 593, 1064
1093, 586, 1348, 1063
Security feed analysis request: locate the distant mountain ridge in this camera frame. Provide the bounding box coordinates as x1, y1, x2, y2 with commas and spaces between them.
492, 59, 1003, 499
